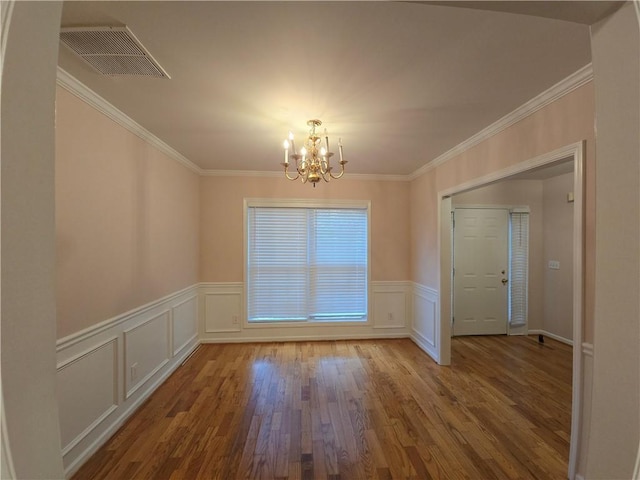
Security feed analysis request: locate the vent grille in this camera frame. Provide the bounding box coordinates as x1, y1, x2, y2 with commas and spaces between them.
60, 26, 170, 78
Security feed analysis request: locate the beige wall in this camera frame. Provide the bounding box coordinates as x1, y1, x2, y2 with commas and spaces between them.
410, 82, 596, 343
200, 176, 410, 283
1, 2, 65, 477
453, 180, 544, 332
55, 87, 200, 339
542, 172, 574, 340
587, 2, 640, 477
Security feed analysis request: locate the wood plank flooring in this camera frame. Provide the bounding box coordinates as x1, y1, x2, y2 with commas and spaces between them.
72, 336, 572, 480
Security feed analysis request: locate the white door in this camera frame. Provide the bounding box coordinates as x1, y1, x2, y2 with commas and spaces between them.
453, 208, 509, 336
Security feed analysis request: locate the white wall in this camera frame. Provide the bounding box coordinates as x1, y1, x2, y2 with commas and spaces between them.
0, 2, 65, 478
587, 3, 640, 478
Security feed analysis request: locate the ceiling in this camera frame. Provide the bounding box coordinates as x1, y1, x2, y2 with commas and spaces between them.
58, 1, 609, 176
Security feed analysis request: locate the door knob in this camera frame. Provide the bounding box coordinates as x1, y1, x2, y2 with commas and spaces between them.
501, 278, 508, 285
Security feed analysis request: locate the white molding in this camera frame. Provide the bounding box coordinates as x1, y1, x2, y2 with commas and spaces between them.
581, 342, 594, 357
56, 68, 203, 176
409, 64, 592, 180
56, 336, 119, 372
171, 295, 198, 356
372, 280, 413, 291
57, 337, 119, 457
412, 282, 438, 298
123, 311, 171, 399
440, 142, 583, 198
57, 284, 198, 351
411, 282, 439, 363
528, 329, 573, 346
372, 281, 411, 330
410, 329, 439, 363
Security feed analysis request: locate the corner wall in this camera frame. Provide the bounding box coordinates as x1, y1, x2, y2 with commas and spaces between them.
586, 3, 640, 477
54, 83, 202, 475
55, 87, 200, 339
1, 2, 65, 478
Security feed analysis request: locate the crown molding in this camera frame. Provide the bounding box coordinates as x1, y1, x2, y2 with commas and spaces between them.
57, 63, 592, 182
56, 67, 204, 176
408, 63, 593, 181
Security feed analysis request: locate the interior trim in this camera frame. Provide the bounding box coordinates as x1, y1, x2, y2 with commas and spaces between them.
56, 68, 203, 176
409, 64, 593, 180
57, 64, 592, 182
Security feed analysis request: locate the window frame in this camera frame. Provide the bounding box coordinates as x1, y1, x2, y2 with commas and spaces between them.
243, 198, 372, 328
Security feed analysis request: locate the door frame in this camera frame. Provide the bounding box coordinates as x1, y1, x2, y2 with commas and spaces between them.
437, 141, 584, 479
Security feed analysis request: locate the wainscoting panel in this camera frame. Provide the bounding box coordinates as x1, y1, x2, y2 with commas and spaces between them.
372, 282, 411, 329
411, 283, 439, 362
123, 310, 170, 399
203, 285, 243, 334
199, 281, 411, 343
56, 285, 199, 478
57, 337, 118, 455
172, 295, 198, 356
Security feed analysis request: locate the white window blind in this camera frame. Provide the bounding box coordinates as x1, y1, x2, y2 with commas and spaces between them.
509, 212, 529, 327
247, 205, 368, 322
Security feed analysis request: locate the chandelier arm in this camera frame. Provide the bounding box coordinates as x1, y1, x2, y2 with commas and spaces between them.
329, 163, 347, 180
282, 163, 301, 181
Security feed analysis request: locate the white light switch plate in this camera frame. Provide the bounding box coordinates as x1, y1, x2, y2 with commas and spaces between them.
548, 260, 560, 270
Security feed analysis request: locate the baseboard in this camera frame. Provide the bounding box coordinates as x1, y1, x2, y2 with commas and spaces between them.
528, 329, 573, 346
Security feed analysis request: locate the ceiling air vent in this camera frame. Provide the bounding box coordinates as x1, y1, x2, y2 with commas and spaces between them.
59, 26, 170, 78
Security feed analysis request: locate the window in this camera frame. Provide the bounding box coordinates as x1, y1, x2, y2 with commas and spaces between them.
509, 211, 529, 327
246, 200, 369, 323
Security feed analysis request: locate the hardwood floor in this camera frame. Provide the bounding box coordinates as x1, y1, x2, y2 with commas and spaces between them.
72, 336, 572, 480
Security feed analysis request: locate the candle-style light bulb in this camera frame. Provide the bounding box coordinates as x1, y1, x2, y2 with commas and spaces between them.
283, 140, 289, 165
300, 146, 307, 170
338, 138, 344, 162
324, 128, 329, 151
288, 131, 296, 154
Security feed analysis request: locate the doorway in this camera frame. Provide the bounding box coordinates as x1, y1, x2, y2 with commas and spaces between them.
437, 142, 584, 479
452, 208, 510, 336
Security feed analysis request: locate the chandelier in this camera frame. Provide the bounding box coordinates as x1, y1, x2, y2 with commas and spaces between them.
282, 119, 347, 187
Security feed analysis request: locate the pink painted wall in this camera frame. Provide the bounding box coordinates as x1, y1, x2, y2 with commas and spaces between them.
55, 87, 200, 339
410, 82, 596, 342
200, 176, 410, 283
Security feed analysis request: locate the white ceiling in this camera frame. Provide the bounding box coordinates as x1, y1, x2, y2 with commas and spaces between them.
58, 1, 603, 176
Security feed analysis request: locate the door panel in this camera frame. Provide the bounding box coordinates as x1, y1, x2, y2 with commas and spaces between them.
453, 208, 509, 336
